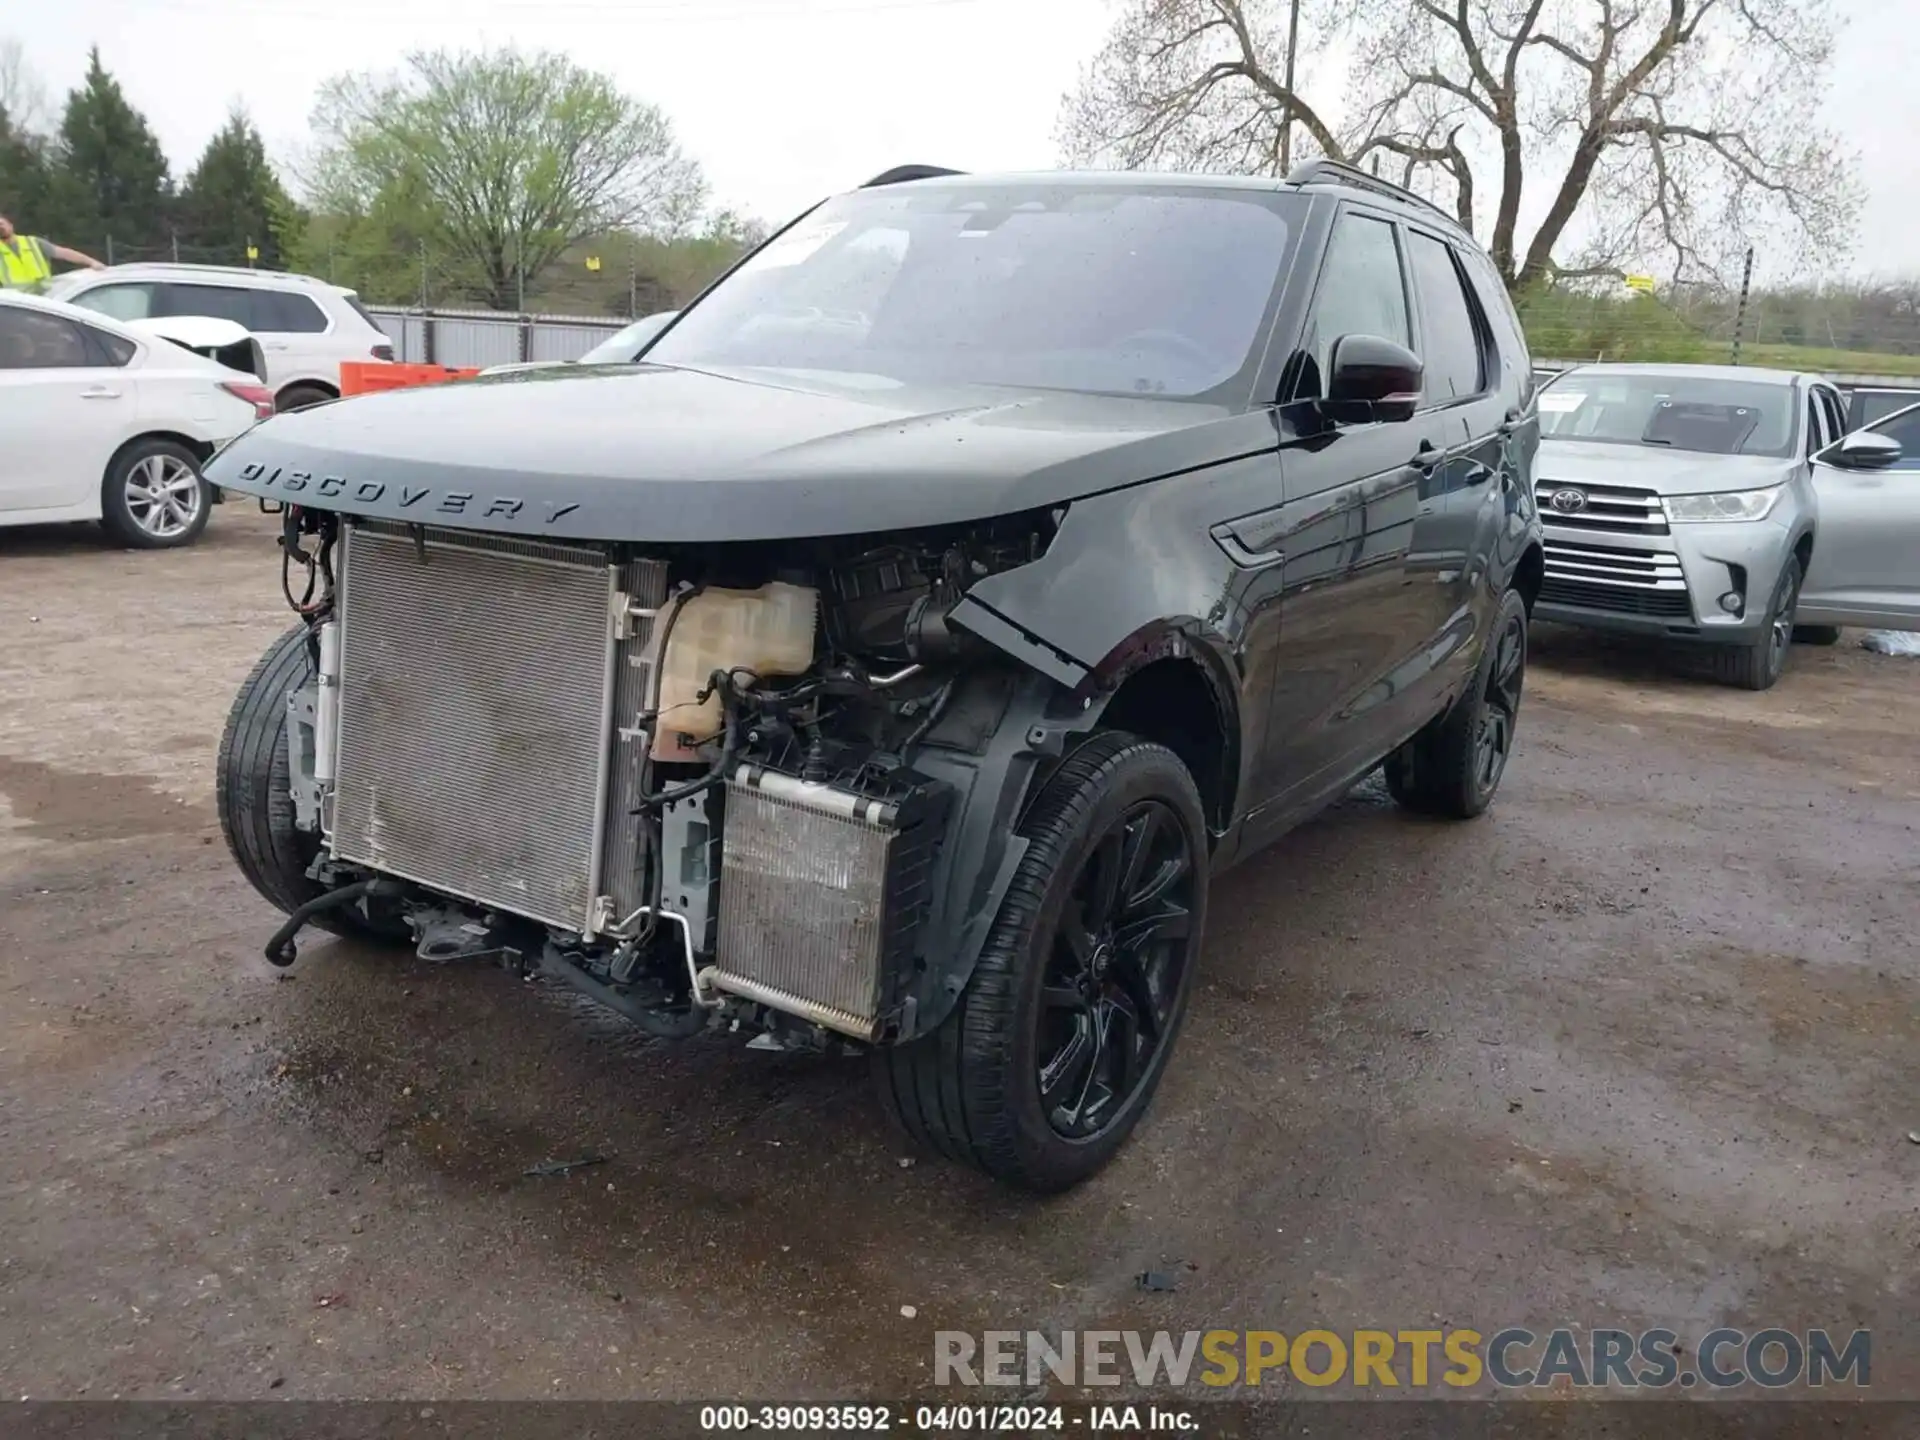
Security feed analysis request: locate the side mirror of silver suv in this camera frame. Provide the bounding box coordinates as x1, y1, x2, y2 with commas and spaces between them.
1827, 430, 1901, 471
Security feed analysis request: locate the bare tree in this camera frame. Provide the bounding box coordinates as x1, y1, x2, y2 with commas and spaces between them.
0, 37, 51, 131
1059, 0, 1860, 288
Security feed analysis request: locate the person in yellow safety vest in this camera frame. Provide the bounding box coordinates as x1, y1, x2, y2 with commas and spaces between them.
0, 213, 105, 293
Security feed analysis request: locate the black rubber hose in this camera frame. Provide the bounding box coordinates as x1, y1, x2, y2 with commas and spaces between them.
262, 878, 399, 967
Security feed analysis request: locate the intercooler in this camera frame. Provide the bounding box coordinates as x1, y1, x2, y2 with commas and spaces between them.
329, 521, 667, 934
712, 764, 951, 1040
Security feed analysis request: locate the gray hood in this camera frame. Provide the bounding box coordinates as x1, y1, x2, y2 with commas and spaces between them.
202, 361, 1254, 544
1538, 439, 1797, 496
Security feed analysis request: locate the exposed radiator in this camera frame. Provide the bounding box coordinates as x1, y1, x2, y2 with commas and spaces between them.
330, 521, 665, 934
712, 764, 950, 1040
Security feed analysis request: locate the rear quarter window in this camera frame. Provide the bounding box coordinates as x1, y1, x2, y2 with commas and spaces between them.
254, 289, 331, 334
1457, 245, 1531, 398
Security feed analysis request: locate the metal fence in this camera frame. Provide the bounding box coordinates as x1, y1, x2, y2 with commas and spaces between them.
364, 306, 628, 368
360, 307, 1920, 421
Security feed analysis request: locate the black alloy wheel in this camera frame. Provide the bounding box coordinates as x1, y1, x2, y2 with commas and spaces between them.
1037, 798, 1196, 1140
876, 732, 1210, 1192
1473, 607, 1526, 797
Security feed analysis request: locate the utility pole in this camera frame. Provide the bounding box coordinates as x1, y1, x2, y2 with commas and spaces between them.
1729, 246, 1756, 366
1279, 0, 1301, 173
418, 239, 428, 309
170, 229, 179, 264
516, 235, 526, 314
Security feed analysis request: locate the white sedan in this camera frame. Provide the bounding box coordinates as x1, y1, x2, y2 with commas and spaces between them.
0, 290, 274, 548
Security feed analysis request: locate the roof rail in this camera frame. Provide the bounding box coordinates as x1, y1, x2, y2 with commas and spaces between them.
862, 164, 967, 188
1284, 158, 1453, 222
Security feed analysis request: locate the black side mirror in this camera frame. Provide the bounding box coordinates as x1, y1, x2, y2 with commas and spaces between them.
1324, 334, 1423, 425
1826, 429, 1901, 470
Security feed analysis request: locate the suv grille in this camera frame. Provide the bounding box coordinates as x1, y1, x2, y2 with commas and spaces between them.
1541, 540, 1693, 620
1535, 479, 1670, 536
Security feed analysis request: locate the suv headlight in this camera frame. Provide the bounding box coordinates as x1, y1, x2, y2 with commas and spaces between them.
1662, 485, 1785, 524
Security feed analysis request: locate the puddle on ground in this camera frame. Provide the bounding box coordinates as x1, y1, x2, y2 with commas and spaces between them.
0, 755, 206, 845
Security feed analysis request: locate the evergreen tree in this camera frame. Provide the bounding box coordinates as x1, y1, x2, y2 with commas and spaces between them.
0, 104, 55, 228
177, 108, 291, 267
54, 47, 171, 258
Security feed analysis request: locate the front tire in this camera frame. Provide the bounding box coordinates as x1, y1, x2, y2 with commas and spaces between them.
1793, 624, 1841, 647
1386, 587, 1528, 819
99, 438, 210, 549
216, 626, 400, 941
1711, 556, 1801, 691
877, 733, 1209, 1193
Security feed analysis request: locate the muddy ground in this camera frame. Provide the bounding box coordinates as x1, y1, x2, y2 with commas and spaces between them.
2, 509, 1917, 1403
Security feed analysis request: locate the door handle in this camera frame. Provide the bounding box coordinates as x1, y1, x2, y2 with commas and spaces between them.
1412, 441, 1442, 473
1497, 406, 1525, 437
80, 386, 121, 399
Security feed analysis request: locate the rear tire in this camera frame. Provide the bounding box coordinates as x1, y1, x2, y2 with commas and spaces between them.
99, 438, 210, 549
876, 732, 1208, 1193
1711, 556, 1801, 691
1385, 587, 1528, 819
216, 625, 401, 941
1793, 624, 1841, 647
276, 383, 334, 414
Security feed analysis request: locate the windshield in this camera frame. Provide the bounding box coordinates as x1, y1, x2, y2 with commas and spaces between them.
1538, 371, 1797, 457
646, 184, 1300, 399
580, 312, 676, 364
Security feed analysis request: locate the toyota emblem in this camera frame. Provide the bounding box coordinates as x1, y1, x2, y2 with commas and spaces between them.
1549, 487, 1589, 515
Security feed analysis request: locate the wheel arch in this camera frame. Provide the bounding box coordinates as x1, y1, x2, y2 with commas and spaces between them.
1511, 540, 1545, 615
1076, 632, 1240, 842
103, 430, 215, 480
275, 377, 339, 410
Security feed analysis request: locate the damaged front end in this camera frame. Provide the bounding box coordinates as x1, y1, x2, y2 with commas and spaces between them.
264, 501, 1088, 1050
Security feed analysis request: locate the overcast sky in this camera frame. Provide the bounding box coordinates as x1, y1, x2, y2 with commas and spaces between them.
7, 0, 1918, 279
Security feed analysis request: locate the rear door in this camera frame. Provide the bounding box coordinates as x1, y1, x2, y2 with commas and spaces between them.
1802, 405, 1920, 628
1254, 207, 1455, 825
0, 305, 133, 516
1400, 225, 1513, 683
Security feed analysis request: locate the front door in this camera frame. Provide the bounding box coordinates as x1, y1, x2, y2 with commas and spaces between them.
1250, 208, 1455, 829
1803, 405, 1920, 629
0, 305, 130, 516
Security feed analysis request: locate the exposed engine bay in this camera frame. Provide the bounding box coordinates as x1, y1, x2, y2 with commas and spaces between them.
269, 502, 1062, 1050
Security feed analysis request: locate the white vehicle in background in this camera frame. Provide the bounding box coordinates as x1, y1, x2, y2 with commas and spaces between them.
42, 262, 393, 413
0, 290, 275, 548
478, 310, 679, 376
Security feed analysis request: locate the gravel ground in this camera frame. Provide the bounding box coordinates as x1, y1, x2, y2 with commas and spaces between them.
2, 509, 1917, 1403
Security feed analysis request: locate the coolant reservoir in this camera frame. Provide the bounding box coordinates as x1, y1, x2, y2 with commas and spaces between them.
652, 582, 818, 755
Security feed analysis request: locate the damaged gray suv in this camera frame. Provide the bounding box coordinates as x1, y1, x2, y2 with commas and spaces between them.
212, 162, 1544, 1191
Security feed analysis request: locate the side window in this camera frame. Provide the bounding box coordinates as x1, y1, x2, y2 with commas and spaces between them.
85, 327, 137, 367
1804, 392, 1829, 456
1405, 230, 1487, 402
69, 283, 155, 322
253, 289, 330, 334
1296, 212, 1409, 400
1872, 408, 1920, 469
0, 308, 95, 368
1817, 388, 1847, 442
1459, 244, 1530, 396
155, 283, 257, 328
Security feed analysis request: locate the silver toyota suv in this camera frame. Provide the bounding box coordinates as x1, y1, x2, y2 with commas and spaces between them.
1531, 363, 1848, 689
